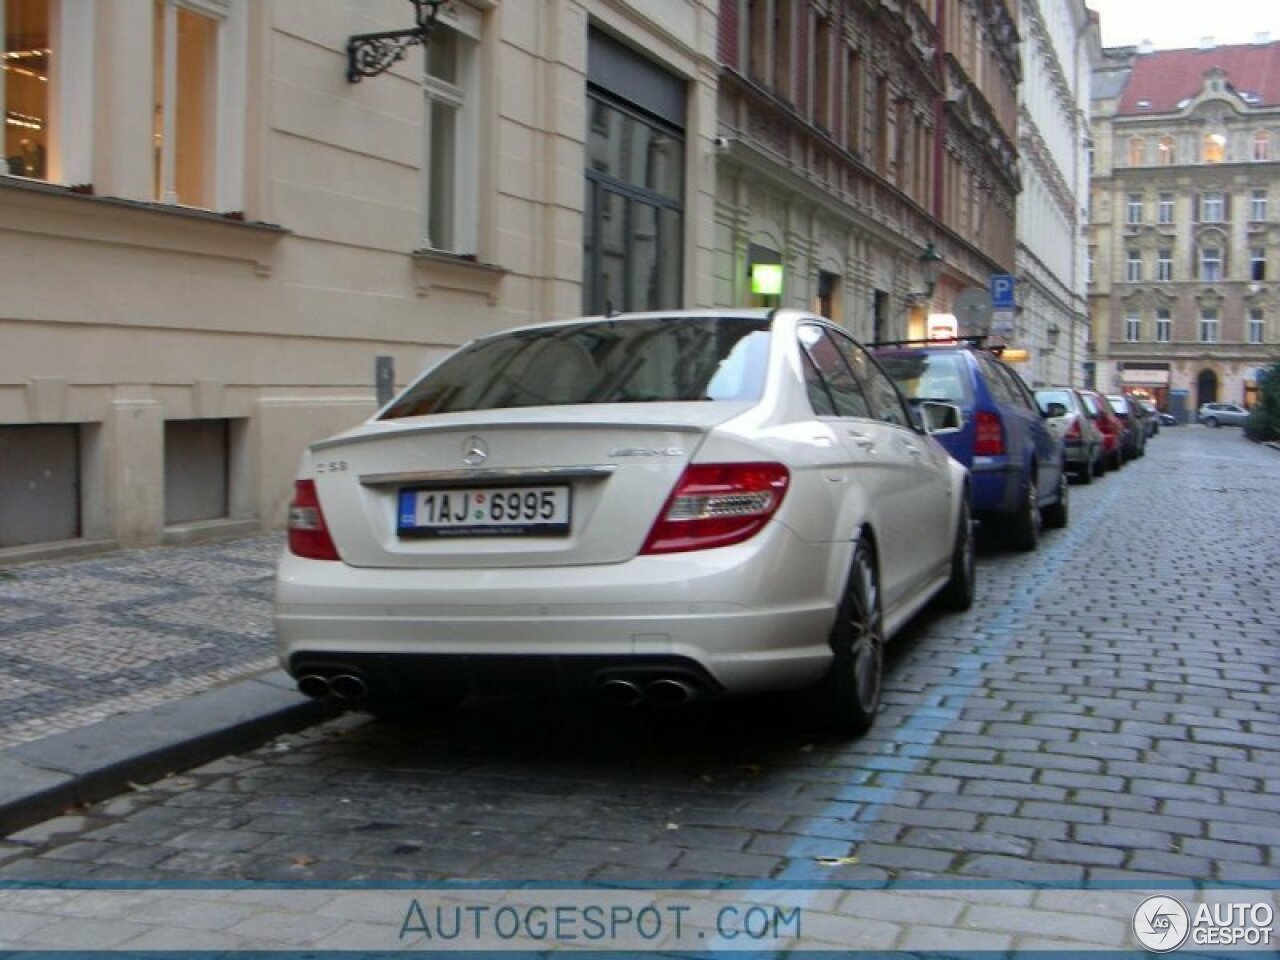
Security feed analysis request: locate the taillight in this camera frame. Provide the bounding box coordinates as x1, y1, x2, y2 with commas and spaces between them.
974, 411, 1005, 456
640, 462, 790, 555
1065, 418, 1081, 441
287, 479, 341, 561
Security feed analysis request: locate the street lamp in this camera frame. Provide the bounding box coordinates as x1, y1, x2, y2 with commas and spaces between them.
1047, 322, 1061, 350
908, 242, 944, 303
347, 0, 447, 83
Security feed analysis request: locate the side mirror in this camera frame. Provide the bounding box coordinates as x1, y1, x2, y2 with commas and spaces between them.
919, 400, 964, 436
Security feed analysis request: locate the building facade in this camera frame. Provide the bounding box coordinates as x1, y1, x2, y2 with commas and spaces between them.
1014, 0, 1095, 387
0, 0, 719, 555
1088, 38, 1280, 416
711, 0, 1021, 344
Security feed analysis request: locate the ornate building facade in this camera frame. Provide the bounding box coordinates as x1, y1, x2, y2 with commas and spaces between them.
1088, 38, 1280, 415
1014, 0, 1095, 387
712, 0, 1021, 344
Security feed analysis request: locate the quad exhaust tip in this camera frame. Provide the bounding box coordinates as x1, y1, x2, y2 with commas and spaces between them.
595, 676, 698, 707
296, 672, 368, 702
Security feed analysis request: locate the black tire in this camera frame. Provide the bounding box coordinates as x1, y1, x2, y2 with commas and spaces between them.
808, 540, 884, 737
1042, 467, 1069, 530
1078, 456, 1094, 485
1205, 417, 1219, 428
1093, 452, 1107, 477
938, 500, 975, 611
1007, 474, 1041, 552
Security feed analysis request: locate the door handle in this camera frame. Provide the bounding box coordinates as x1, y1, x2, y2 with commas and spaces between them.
846, 431, 876, 452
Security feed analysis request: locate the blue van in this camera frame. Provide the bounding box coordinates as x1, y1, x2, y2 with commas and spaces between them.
873, 343, 1068, 551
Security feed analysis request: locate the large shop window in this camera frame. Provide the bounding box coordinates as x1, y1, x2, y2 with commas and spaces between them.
421, 6, 478, 254
2, 0, 51, 180
583, 30, 685, 315
153, 0, 245, 210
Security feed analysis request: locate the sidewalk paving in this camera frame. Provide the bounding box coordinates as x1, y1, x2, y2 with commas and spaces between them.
0, 534, 330, 834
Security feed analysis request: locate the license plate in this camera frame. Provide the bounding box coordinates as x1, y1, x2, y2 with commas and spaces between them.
397, 485, 571, 539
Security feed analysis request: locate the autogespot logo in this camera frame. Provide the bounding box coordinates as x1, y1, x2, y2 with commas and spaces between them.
1133, 895, 1191, 953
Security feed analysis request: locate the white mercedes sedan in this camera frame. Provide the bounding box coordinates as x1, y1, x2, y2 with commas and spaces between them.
274, 309, 973, 735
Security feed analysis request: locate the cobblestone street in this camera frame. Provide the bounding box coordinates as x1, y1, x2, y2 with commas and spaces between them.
0, 535, 282, 749
1, 427, 1277, 921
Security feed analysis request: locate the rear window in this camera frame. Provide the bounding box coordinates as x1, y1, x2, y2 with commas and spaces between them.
1036, 390, 1073, 410
1107, 396, 1130, 413
874, 351, 973, 406
380, 316, 772, 418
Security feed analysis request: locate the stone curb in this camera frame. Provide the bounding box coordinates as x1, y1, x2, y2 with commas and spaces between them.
0, 670, 335, 837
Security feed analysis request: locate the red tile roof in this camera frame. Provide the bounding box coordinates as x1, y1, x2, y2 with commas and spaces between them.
1117, 42, 1280, 115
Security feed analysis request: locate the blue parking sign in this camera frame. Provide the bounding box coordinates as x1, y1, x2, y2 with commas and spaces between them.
990, 274, 1016, 310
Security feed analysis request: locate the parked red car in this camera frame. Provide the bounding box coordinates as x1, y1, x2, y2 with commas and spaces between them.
1079, 390, 1125, 473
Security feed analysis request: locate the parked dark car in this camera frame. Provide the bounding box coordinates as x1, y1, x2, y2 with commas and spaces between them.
874, 341, 1068, 551
1079, 389, 1125, 472
1107, 394, 1146, 460
1035, 387, 1103, 484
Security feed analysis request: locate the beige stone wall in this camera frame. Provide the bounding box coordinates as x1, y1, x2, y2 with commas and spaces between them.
0, 0, 719, 553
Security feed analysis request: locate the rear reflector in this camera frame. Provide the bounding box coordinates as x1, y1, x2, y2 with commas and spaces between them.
287, 479, 341, 561
641, 462, 790, 555
1065, 417, 1081, 441
974, 410, 1005, 456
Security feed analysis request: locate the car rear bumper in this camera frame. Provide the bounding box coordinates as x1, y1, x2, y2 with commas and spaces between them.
969, 458, 1021, 515
274, 527, 839, 698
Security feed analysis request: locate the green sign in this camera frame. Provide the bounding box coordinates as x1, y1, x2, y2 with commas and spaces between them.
751, 262, 784, 295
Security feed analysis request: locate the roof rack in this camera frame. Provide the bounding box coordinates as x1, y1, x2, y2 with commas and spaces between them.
870, 335, 991, 349
869, 335, 1007, 357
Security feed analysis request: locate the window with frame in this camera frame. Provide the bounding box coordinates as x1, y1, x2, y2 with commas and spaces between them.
3, 0, 53, 181
1126, 193, 1143, 224
812, 11, 831, 131
1127, 137, 1145, 165
153, 0, 245, 211
1203, 132, 1226, 163
1199, 247, 1222, 282
1199, 308, 1219, 343
1254, 130, 1270, 161
1157, 135, 1176, 164
1249, 309, 1265, 344
1251, 188, 1268, 221
1251, 247, 1266, 281
1157, 249, 1173, 282
1158, 193, 1174, 224
1087, 248, 1095, 284
584, 31, 685, 316
421, 11, 479, 254
1126, 313, 1141, 342
1126, 249, 1142, 282
772, 0, 793, 101
1201, 191, 1226, 223
797, 326, 872, 419
1156, 309, 1171, 342
830, 330, 910, 428
844, 44, 863, 154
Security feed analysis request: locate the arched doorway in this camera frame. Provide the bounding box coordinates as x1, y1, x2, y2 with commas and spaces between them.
1197, 369, 1219, 408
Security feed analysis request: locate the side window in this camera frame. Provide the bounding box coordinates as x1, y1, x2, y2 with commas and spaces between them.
801, 351, 837, 416
797, 326, 872, 418
831, 331, 912, 427
999, 362, 1039, 411
978, 354, 1025, 409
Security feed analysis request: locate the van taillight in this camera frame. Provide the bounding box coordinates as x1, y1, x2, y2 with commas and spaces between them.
974, 411, 1005, 456
287, 479, 341, 561
641, 462, 789, 555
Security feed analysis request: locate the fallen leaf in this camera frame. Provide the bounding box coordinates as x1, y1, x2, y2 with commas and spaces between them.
292, 855, 317, 867
814, 856, 859, 866
665, 823, 680, 831
127, 781, 152, 793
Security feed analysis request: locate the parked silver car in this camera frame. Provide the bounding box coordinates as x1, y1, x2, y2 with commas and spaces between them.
1035, 387, 1103, 484
1197, 402, 1249, 427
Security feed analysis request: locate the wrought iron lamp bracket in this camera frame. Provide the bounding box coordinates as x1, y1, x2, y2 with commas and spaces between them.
346, 0, 446, 83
